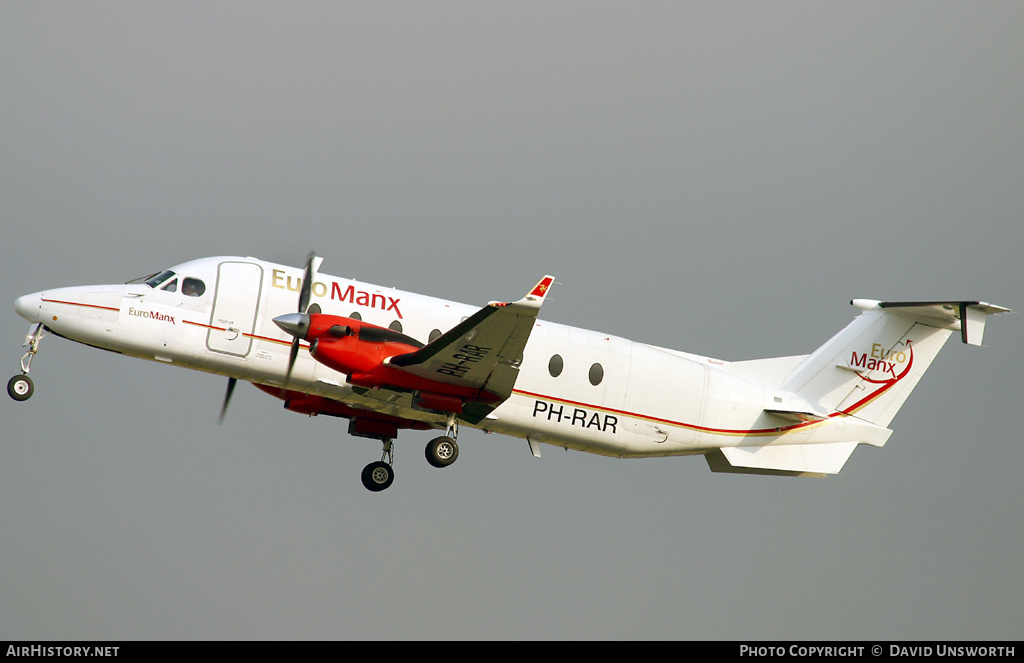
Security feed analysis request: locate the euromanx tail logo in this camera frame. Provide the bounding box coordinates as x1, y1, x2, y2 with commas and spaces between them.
839, 340, 915, 416
848, 341, 912, 380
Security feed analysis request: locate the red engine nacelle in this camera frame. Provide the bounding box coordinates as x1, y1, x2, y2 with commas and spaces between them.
304, 314, 421, 377
300, 314, 487, 410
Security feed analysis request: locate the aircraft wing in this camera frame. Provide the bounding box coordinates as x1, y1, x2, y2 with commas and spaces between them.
386, 275, 554, 422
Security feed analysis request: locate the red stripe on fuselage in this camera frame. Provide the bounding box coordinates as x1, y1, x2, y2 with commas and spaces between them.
41, 298, 120, 313
513, 366, 907, 439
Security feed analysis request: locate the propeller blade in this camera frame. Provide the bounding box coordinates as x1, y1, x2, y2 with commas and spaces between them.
274, 312, 310, 382
278, 252, 317, 384
218, 377, 237, 425
287, 338, 300, 381
298, 251, 316, 314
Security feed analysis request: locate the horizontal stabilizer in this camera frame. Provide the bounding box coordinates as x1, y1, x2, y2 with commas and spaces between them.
705, 442, 859, 477
853, 300, 1010, 346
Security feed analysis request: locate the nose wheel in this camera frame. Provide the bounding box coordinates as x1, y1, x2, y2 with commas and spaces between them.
9, 324, 45, 402
7, 374, 33, 401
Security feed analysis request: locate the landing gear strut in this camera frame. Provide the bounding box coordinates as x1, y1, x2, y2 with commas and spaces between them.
8, 324, 45, 402
425, 414, 460, 468
358, 414, 461, 491
361, 438, 395, 492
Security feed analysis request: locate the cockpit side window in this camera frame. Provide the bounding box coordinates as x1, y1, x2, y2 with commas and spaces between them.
182, 278, 206, 297
160, 278, 178, 292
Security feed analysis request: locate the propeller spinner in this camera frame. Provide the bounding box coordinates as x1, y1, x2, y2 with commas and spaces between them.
282, 252, 318, 381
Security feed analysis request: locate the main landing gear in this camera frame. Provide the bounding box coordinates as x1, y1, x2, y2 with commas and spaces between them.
359, 416, 461, 492
8, 324, 45, 402
361, 439, 396, 492
425, 413, 460, 468
425, 413, 460, 469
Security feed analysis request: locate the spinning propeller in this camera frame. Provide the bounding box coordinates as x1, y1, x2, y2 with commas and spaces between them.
218, 377, 236, 425
284, 251, 318, 381
219, 252, 318, 424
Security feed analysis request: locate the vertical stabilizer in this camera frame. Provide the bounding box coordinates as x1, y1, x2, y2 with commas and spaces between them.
780, 300, 1008, 428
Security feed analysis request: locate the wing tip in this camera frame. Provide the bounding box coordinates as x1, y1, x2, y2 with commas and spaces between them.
489, 275, 555, 310
522, 275, 555, 307
529, 275, 555, 299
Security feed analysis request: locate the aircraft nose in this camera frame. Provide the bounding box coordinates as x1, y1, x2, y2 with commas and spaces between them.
273, 313, 310, 339
14, 292, 44, 323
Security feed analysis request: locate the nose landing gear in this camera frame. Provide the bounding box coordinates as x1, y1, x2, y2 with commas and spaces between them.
7, 374, 33, 401
8, 324, 45, 402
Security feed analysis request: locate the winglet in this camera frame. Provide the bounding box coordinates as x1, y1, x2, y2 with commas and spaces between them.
525, 275, 555, 304
489, 275, 555, 310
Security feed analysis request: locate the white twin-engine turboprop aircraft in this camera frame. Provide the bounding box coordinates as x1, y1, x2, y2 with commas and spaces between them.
9, 254, 1009, 491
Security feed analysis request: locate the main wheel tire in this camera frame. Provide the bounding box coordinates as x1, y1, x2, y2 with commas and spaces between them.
7, 375, 33, 401
361, 461, 395, 492
425, 436, 459, 468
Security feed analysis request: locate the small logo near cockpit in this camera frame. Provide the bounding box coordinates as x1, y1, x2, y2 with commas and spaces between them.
128, 306, 175, 325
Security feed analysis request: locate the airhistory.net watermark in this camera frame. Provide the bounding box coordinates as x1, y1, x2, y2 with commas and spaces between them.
6, 646, 118, 657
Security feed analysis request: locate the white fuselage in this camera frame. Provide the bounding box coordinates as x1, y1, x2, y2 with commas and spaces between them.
15, 256, 854, 459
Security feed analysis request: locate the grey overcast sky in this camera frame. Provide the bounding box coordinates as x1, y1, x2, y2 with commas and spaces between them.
1, 2, 1021, 640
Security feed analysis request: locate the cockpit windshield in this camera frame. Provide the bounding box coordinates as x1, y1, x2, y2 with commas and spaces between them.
145, 270, 176, 288
125, 270, 206, 297
127, 270, 176, 288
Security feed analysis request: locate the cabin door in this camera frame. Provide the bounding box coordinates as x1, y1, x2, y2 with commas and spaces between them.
207, 261, 264, 357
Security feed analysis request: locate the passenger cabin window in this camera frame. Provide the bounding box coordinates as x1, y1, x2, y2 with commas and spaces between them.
589, 363, 604, 386
548, 354, 564, 377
